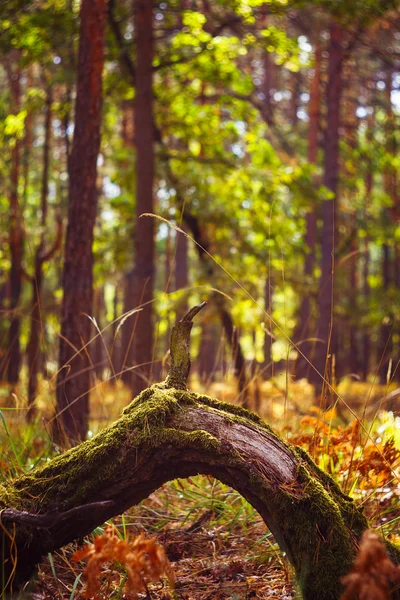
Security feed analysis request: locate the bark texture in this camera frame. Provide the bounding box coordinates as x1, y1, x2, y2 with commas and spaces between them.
129, 0, 155, 397
175, 230, 189, 319
27, 86, 62, 419
311, 22, 344, 397
294, 35, 321, 380
55, 0, 107, 443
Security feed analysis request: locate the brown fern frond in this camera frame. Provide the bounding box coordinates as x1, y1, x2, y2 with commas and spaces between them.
341, 530, 400, 600
73, 524, 175, 599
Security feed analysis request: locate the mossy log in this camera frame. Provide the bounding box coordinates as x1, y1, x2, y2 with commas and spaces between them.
1, 306, 399, 599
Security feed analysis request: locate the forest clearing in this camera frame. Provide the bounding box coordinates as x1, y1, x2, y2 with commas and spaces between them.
1, 0, 400, 598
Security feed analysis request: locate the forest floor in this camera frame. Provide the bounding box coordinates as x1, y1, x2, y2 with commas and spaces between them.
1, 376, 399, 599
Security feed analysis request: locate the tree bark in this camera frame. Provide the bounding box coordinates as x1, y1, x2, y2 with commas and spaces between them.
22, 65, 34, 208
378, 244, 392, 384
311, 22, 344, 398
263, 278, 273, 379
294, 35, 321, 380
26, 85, 56, 419
125, 0, 155, 398
198, 320, 219, 383
119, 100, 135, 384
175, 229, 189, 319
379, 69, 396, 384
362, 119, 373, 381
55, 0, 107, 443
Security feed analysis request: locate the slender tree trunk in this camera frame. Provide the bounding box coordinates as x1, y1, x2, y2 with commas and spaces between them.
295, 36, 321, 380
164, 228, 172, 359
379, 244, 392, 384
27, 85, 53, 419
111, 283, 124, 377
119, 101, 136, 384
6, 54, 23, 385
263, 278, 273, 379
362, 235, 370, 381
92, 286, 106, 379
290, 71, 301, 129
311, 22, 344, 398
129, 0, 155, 397
361, 113, 374, 381
55, 0, 107, 444
379, 70, 396, 384
261, 47, 275, 124
182, 211, 249, 404
349, 236, 359, 375
175, 230, 188, 319
198, 320, 218, 384
22, 66, 34, 209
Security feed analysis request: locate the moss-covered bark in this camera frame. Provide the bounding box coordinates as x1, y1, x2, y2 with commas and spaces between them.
1, 384, 398, 598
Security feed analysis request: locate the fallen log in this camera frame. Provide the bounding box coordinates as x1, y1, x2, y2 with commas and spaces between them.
1, 305, 399, 599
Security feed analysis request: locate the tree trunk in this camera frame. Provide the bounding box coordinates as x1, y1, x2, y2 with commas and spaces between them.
379, 244, 392, 384
181, 211, 249, 403
198, 320, 219, 383
119, 100, 135, 384
26, 85, 53, 419
349, 236, 359, 376
263, 278, 273, 379
362, 236, 370, 380
6, 53, 23, 385
92, 286, 106, 379
295, 35, 321, 380
290, 70, 301, 129
129, 0, 155, 398
175, 229, 189, 319
111, 282, 124, 378
379, 70, 396, 385
362, 120, 373, 381
22, 66, 34, 208
311, 22, 344, 398
55, 0, 107, 444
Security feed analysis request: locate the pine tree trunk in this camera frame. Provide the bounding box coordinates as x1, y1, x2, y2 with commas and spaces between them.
379, 70, 396, 384
119, 100, 136, 384
295, 36, 321, 380
379, 244, 392, 384
130, 0, 155, 397
55, 0, 107, 444
349, 237, 359, 376
175, 230, 188, 319
93, 286, 106, 379
27, 85, 53, 419
263, 278, 273, 379
198, 320, 218, 383
311, 22, 344, 398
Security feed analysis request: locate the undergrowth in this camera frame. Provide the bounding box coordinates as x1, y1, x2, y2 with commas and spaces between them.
0, 376, 399, 599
